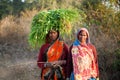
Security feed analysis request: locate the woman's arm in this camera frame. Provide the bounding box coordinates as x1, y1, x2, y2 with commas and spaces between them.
66, 44, 73, 78
37, 44, 50, 68
37, 46, 45, 68
90, 44, 99, 78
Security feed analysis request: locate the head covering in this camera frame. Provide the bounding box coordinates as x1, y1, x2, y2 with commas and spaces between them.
28, 9, 79, 48
45, 30, 59, 43
77, 28, 90, 43
73, 28, 90, 46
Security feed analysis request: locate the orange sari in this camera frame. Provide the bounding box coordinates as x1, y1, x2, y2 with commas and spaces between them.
41, 39, 65, 80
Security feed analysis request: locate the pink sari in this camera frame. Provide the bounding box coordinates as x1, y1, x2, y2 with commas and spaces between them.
71, 28, 98, 80
72, 43, 97, 80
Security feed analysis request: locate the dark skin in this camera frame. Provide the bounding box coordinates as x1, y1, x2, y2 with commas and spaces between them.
46, 30, 63, 68
78, 30, 88, 44
49, 30, 58, 41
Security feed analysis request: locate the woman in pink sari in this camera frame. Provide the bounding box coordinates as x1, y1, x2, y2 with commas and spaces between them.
69, 28, 99, 80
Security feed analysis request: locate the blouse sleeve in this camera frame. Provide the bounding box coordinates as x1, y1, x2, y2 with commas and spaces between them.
91, 44, 99, 78
37, 44, 46, 69
66, 44, 73, 78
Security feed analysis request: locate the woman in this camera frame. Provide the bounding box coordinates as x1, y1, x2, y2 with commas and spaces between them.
69, 28, 99, 80
37, 29, 71, 80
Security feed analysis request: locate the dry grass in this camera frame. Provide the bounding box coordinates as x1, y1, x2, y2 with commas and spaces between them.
0, 9, 40, 80
0, 9, 38, 43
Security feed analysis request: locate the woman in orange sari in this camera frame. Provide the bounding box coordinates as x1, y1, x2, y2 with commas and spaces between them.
69, 28, 99, 80
37, 29, 71, 80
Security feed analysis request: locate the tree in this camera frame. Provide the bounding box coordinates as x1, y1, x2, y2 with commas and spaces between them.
0, 0, 13, 19
12, 0, 24, 15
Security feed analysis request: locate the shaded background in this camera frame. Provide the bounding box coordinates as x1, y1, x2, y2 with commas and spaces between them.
0, 0, 120, 80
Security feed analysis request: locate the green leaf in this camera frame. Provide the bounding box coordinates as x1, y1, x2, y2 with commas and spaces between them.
28, 9, 80, 48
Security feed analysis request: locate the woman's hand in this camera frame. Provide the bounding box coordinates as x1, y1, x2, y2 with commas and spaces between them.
44, 62, 53, 68
96, 78, 99, 80
44, 60, 66, 68
52, 61, 60, 68
52, 60, 66, 65
44, 61, 60, 68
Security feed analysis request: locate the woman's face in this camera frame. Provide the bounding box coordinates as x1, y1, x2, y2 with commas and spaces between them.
49, 30, 58, 41
78, 30, 88, 43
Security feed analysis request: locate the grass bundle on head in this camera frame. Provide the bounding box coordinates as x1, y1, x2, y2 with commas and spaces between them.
29, 9, 79, 48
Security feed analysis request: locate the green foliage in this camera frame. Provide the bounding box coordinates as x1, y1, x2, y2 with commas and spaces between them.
80, 0, 120, 40
0, 0, 38, 19
81, 0, 101, 9
12, 0, 24, 14
28, 9, 79, 48
0, 0, 12, 19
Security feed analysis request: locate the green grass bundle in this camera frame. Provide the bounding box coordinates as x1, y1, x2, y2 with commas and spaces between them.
29, 9, 79, 48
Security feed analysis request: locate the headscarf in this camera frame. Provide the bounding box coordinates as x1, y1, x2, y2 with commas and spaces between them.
77, 28, 90, 43
45, 30, 60, 43
73, 28, 90, 46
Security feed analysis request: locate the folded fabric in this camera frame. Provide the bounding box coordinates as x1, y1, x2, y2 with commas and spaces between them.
88, 77, 96, 80
70, 72, 74, 80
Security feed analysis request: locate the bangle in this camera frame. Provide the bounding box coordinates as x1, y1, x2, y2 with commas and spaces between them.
44, 64, 46, 67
